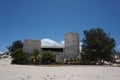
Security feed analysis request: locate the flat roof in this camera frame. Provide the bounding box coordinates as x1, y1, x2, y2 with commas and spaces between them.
41, 46, 64, 49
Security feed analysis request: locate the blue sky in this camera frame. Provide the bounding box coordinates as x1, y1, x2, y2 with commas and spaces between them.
0, 0, 120, 53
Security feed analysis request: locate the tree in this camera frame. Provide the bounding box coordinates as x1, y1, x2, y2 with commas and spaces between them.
81, 28, 115, 64
115, 51, 120, 58
7, 40, 23, 57
41, 51, 56, 64
12, 48, 29, 64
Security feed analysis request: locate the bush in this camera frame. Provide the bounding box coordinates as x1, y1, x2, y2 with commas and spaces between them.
11, 48, 29, 64
0, 56, 2, 59
65, 58, 80, 64
80, 59, 96, 65
3, 55, 8, 58
30, 49, 41, 64
41, 51, 56, 64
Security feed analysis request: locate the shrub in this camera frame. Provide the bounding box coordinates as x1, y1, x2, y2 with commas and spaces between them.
30, 49, 41, 64
11, 48, 29, 64
41, 51, 56, 64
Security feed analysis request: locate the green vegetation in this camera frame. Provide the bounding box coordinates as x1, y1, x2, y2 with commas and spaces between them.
0, 54, 2, 59
30, 50, 41, 64
11, 48, 29, 64
7, 40, 56, 64
41, 51, 56, 64
7, 28, 117, 65
7, 40, 23, 58
66, 58, 80, 64
81, 28, 115, 64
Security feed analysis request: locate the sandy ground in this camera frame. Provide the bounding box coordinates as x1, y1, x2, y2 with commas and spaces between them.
0, 58, 120, 80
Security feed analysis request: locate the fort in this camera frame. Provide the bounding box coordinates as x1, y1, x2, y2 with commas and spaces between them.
23, 32, 80, 62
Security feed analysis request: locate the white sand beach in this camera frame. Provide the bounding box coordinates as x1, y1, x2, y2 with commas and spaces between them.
0, 58, 120, 80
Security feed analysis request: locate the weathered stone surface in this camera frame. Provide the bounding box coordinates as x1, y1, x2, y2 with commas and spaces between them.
23, 32, 80, 62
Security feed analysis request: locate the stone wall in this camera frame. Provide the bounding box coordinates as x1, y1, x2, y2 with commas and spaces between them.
64, 32, 80, 58
23, 39, 41, 54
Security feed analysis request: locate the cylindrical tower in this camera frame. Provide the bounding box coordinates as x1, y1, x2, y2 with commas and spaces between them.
64, 32, 79, 58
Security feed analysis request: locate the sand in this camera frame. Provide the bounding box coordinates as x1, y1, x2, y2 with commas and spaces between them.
0, 58, 120, 80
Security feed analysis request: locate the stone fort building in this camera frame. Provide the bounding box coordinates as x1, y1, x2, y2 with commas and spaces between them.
23, 32, 80, 62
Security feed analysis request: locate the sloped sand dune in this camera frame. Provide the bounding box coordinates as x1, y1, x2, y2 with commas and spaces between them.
0, 58, 120, 80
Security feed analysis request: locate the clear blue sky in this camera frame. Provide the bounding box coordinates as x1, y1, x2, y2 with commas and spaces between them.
0, 0, 120, 52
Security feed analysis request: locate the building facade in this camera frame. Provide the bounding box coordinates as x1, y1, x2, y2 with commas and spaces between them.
23, 32, 80, 62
